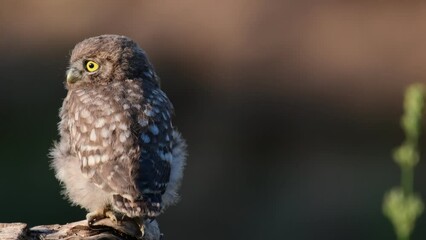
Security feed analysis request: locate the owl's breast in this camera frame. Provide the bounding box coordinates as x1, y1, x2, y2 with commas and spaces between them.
66, 87, 140, 169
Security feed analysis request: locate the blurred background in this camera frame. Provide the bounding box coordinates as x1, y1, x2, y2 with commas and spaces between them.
1, 1, 426, 239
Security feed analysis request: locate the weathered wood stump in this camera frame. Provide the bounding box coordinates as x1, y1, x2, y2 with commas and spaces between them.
0, 219, 142, 240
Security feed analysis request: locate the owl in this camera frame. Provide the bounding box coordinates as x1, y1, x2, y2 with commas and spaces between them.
50, 35, 187, 239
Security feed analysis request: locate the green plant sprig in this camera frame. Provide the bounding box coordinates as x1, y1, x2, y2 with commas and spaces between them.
383, 83, 425, 240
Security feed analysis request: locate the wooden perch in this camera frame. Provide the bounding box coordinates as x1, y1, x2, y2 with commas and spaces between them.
0, 219, 146, 240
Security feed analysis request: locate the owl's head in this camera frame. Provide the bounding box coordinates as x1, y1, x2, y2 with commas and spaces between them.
66, 35, 157, 89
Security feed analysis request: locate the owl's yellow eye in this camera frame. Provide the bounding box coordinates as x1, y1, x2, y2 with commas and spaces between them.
85, 60, 99, 72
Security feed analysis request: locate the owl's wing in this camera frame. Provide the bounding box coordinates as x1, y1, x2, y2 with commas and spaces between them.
134, 81, 174, 218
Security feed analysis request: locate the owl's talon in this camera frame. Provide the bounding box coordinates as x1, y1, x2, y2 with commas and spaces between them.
90, 215, 143, 238
105, 210, 120, 224
86, 209, 107, 226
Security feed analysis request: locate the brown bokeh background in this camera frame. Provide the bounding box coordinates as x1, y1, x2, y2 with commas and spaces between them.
1, 1, 426, 239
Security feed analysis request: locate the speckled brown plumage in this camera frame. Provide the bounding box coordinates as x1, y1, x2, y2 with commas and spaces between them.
50, 35, 187, 240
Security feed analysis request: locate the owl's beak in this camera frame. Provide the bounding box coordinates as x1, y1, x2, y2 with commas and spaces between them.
66, 68, 82, 84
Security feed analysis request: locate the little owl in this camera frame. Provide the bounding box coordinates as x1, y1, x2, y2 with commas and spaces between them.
51, 35, 187, 239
